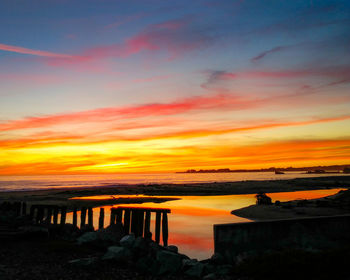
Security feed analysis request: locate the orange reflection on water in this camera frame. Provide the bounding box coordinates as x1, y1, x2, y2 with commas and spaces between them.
67, 188, 345, 260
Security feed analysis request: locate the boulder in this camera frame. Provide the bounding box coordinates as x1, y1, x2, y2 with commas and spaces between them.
69, 257, 97, 266
166, 245, 178, 253
215, 264, 233, 276
102, 246, 132, 261
135, 255, 158, 275
184, 262, 205, 278
203, 273, 217, 280
156, 250, 182, 275
182, 258, 199, 269
210, 252, 225, 265
98, 223, 125, 244
120, 234, 135, 248
76, 231, 99, 245
18, 225, 49, 239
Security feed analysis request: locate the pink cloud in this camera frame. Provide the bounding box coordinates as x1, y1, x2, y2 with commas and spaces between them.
0, 43, 74, 58
0, 93, 252, 132
44, 16, 210, 68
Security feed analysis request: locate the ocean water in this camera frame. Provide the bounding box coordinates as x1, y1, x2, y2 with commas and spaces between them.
0, 172, 346, 191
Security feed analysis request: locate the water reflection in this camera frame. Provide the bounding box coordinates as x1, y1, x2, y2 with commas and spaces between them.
68, 188, 344, 260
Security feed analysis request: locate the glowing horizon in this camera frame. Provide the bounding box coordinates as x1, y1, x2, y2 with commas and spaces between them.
1, 1, 350, 175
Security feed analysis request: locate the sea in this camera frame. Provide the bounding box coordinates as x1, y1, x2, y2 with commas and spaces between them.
0, 172, 346, 192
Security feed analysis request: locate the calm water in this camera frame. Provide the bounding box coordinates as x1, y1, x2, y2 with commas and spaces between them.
69, 188, 344, 260
0, 172, 346, 191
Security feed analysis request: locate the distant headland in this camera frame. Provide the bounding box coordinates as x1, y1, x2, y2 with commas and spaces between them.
178, 164, 350, 174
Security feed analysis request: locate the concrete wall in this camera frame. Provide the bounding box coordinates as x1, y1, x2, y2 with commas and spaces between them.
214, 215, 350, 263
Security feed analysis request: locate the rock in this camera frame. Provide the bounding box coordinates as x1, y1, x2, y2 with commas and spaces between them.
156, 250, 182, 275
166, 245, 178, 253
182, 258, 199, 269
135, 255, 158, 275
133, 236, 148, 250
203, 273, 217, 280
210, 252, 225, 265
69, 257, 97, 266
98, 223, 125, 244
184, 262, 205, 278
102, 246, 132, 261
119, 234, 135, 248
18, 225, 49, 239
216, 264, 233, 276
76, 231, 99, 245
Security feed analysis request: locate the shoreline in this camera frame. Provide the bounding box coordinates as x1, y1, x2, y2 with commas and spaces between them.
0, 175, 349, 211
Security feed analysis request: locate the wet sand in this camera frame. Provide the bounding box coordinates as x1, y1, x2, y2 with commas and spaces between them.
0, 175, 349, 212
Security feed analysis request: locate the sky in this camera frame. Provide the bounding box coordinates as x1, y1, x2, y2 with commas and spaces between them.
0, 0, 350, 175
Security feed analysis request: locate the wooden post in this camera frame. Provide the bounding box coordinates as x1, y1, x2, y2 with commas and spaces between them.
72, 207, 77, 227
138, 210, 144, 237
46, 206, 53, 224
162, 212, 169, 246
110, 208, 116, 225
60, 206, 67, 225
144, 210, 151, 238
123, 209, 131, 234
155, 211, 161, 244
29, 205, 35, 220
99, 208, 104, 230
37, 206, 44, 224
22, 202, 27, 216
80, 207, 87, 228
131, 210, 138, 235
53, 206, 59, 225
88, 207, 93, 228
116, 208, 123, 224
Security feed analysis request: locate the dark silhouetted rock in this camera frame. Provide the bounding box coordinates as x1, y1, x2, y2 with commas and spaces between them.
156, 250, 182, 275
166, 245, 178, 253
120, 234, 135, 248
98, 223, 125, 244
210, 252, 225, 265
102, 246, 132, 261
77, 231, 99, 245
18, 225, 49, 239
68, 257, 97, 266
184, 262, 205, 278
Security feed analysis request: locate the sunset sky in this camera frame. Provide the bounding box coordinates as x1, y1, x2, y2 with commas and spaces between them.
1, 0, 350, 175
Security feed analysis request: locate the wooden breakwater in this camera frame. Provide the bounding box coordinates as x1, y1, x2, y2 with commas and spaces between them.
0, 201, 171, 246
214, 214, 350, 262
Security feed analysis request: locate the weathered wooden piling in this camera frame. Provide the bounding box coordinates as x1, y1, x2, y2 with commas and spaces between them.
37, 206, 44, 224
116, 208, 122, 224
162, 212, 168, 246
123, 209, 131, 234
46, 206, 53, 224
155, 212, 161, 244
80, 207, 87, 227
72, 207, 77, 227
144, 210, 151, 237
22, 202, 27, 216
99, 208, 104, 229
60, 206, 67, 225
88, 207, 93, 228
110, 209, 116, 225
53, 206, 59, 224
29, 205, 35, 220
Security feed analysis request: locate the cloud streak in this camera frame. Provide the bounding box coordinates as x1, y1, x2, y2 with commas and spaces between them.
0, 43, 75, 58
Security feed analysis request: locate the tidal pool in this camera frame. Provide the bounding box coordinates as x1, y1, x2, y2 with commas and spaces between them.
69, 188, 344, 260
